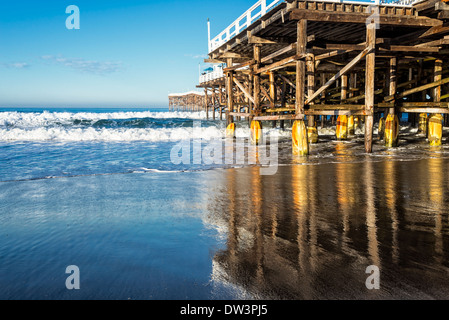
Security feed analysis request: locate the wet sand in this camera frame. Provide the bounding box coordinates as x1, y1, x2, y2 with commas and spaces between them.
1, 156, 449, 299
206, 157, 449, 299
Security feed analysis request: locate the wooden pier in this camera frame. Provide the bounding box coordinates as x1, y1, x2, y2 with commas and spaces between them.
194, 0, 449, 153
168, 91, 206, 112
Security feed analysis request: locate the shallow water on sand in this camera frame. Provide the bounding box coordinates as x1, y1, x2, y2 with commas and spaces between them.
1, 156, 449, 299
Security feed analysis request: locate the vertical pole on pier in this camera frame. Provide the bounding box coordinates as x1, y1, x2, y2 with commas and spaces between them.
219, 85, 223, 121
429, 59, 443, 146
205, 88, 209, 119
295, 20, 306, 117
253, 45, 262, 118
385, 57, 399, 148
212, 88, 216, 120
306, 53, 317, 143
226, 58, 234, 126
293, 19, 308, 156
364, 22, 376, 153
336, 74, 348, 140
269, 71, 276, 128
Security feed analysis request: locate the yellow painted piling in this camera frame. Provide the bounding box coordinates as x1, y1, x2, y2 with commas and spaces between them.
348, 116, 355, 135
307, 124, 318, 144
428, 114, 443, 146
292, 120, 309, 156
384, 114, 399, 147
335, 115, 348, 140
378, 117, 385, 141
226, 122, 235, 138
418, 113, 428, 135
250, 120, 262, 145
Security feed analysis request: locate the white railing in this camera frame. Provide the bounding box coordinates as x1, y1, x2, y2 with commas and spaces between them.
208, 0, 423, 53
200, 68, 224, 84
208, 0, 282, 53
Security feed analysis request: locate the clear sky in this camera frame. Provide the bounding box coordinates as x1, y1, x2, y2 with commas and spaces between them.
0, 0, 257, 108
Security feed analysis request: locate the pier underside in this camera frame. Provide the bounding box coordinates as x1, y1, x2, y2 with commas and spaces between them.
197, 0, 449, 153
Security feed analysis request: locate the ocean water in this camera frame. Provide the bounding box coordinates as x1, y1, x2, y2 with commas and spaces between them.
1, 108, 449, 300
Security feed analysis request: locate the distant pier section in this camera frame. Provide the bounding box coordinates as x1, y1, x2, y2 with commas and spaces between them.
190, 0, 449, 153
168, 91, 205, 112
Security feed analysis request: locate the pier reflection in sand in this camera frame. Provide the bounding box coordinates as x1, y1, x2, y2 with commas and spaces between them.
207, 154, 449, 299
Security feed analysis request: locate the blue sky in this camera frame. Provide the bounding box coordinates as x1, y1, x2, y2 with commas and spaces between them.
0, 0, 257, 108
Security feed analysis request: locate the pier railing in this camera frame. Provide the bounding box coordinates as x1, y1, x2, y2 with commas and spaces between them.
199, 67, 224, 84
208, 0, 423, 53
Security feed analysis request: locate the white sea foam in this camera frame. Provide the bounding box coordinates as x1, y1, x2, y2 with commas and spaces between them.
0, 126, 294, 142
0, 110, 208, 128
0, 126, 224, 142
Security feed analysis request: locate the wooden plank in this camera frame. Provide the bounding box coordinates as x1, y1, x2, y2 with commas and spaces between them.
384, 77, 449, 102
253, 114, 304, 121
326, 44, 366, 51
305, 45, 373, 105
379, 45, 440, 53
289, 9, 442, 27
248, 35, 279, 44
223, 60, 255, 72
261, 43, 296, 64
228, 112, 251, 117
255, 53, 306, 74
418, 25, 449, 39
399, 107, 449, 114
315, 49, 354, 61
305, 110, 363, 116
309, 104, 364, 109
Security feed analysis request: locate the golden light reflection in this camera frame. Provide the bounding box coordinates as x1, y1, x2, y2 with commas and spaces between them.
427, 153, 444, 262
291, 163, 312, 296
250, 166, 264, 285
365, 159, 380, 268
383, 159, 399, 264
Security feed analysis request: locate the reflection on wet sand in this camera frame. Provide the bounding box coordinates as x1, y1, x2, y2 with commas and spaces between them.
209, 152, 449, 299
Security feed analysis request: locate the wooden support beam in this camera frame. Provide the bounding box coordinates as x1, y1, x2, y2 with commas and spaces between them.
305, 110, 366, 116
388, 57, 397, 114
229, 112, 251, 117
305, 45, 373, 105
289, 9, 442, 27
309, 104, 365, 110
278, 74, 296, 90
296, 19, 307, 115
326, 44, 366, 51
434, 59, 443, 103
233, 77, 255, 105
261, 43, 296, 64
315, 49, 354, 61
255, 53, 306, 74
399, 107, 449, 114
378, 45, 440, 53
253, 45, 261, 116
253, 114, 304, 121
306, 53, 315, 127
223, 60, 255, 72
226, 58, 234, 125
365, 23, 376, 153
384, 77, 449, 102
248, 35, 279, 45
